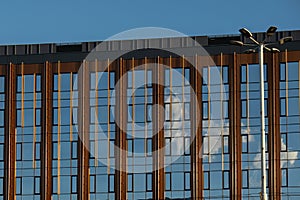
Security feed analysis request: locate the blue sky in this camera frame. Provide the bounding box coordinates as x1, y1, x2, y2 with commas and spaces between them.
0, 0, 299, 44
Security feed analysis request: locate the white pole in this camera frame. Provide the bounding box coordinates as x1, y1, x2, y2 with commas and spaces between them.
259, 44, 267, 200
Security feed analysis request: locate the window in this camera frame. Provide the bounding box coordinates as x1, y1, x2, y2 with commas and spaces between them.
0, 178, 3, 195
16, 143, 22, 161
16, 177, 22, 195
53, 142, 58, 160
241, 65, 247, 83
109, 105, 114, 123
146, 173, 152, 191
222, 66, 228, 84
282, 168, 288, 187
110, 139, 114, 158
184, 68, 190, 85
241, 100, 247, 118
184, 172, 191, 190
109, 175, 114, 192
223, 171, 229, 189
128, 139, 133, 157
90, 175, 96, 193
71, 176, 77, 194
146, 104, 152, 122
35, 142, 40, 160
34, 177, 40, 194
280, 63, 286, 81
0, 76, 4, 93
281, 133, 287, 152
242, 170, 248, 188
35, 108, 41, 126
0, 144, 3, 161
223, 101, 229, 119
223, 136, 229, 154
202, 67, 208, 85
165, 172, 171, 191
71, 141, 77, 159
204, 171, 209, 189
110, 72, 115, 89
128, 174, 133, 192
52, 176, 58, 194
184, 102, 190, 120
203, 101, 208, 120
147, 70, 152, 87
242, 135, 248, 153
165, 103, 170, 121
280, 98, 286, 116
0, 110, 4, 127
36, 74, 41, 92
165, 138, 171, 155
146, 138, 152, 156
203, 136, 208, 155
184, 137, 190, 155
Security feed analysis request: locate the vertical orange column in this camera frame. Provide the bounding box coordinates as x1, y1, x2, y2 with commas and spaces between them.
229, 53, 242, 200
190, 55, 203, 199
41, 61, 53, 200
4, 63, 17, 200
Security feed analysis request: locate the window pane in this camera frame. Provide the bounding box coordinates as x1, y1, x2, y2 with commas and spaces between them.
71, 176, 77, 193
282, 169, 287, 187
204, 171, 209, 189
242, 170, 248, 188
241, 100, 247, 118
280, 98, 286, 116
242, 135, 248, 153
223, 136, 229, 154
72, 141, 77, 159
223, 171, 229, 189
280, 63, 286, 81
34, 177, 40, 194
203, 102, 208, 119
184, 172, 190, 190
147, 173, 152, 191
0, 178, 3, 195
16, 143, 22, 160
16, 177, 22, 194
0, 144, 3, 161
35, 142, 40, 160
165, 173, 171, 191
241, 65, 247, 83
222, 66, 228, 84
109, 175, 114, 192
128, 174, 133, 192
184, 103, 190, 120
90, 175, 95, 193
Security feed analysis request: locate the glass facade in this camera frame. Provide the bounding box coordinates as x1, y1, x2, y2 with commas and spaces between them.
0, 47, 299, 199
164, 67, 191, 199
202, 66, 230, 199
52, 72, 78, 199
89, 71, 115, 200
240, 64, 269, 199
16, 73, 41, 199
280, 62, 300, 199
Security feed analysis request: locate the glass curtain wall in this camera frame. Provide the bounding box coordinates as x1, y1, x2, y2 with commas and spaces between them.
240, 64, 269, 199
280, 62, 300, 199
89, 69, 115, 200
127, 68, 153, 200
52, 71, 78, 199
15, 72, 41, 199
202, 66, 230, 199
164, 66, 191, 199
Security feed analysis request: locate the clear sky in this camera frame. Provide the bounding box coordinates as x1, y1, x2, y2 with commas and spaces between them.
0, 0, 299, 45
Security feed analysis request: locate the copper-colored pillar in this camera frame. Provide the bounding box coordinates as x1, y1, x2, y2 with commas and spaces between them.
152, 57, 165, 200
78, 61, 90, 200
190, 56, 203, 200
267, 52, 281, 200
41, 61, 53, 200
4, 63, 16, 200
229, 53, 242, 199
115, 58, 127, 200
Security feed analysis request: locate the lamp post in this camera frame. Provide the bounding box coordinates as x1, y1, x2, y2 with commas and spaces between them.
231, 26, 293, 200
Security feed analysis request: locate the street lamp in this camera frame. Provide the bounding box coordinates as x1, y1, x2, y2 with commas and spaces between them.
231, 26, 293, 200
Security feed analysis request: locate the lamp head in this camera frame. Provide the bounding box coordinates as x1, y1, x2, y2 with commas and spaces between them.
266, 26, 277, 37
239, 28, 253, 38
279, 36, 293, 45
230, 40, 244, 46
